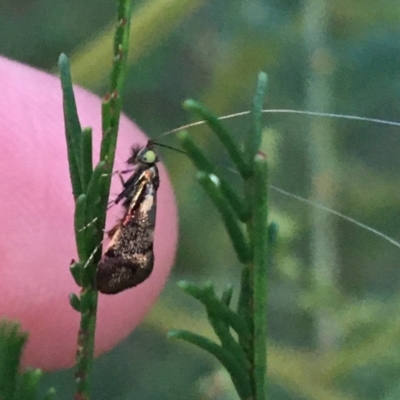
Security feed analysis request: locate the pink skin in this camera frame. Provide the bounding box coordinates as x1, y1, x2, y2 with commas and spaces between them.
0, 56, 178, 370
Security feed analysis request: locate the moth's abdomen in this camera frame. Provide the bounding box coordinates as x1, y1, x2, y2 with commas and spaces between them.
97, 252, 154, 294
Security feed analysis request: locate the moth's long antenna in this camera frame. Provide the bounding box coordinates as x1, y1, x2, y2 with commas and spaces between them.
151, 141, 187, 155
223, 165, 400, 250
157, 109, 400, 250
159, 109, 400, 137
265, 109, 400, 127
160, 121, 209, 137
270, 185, 400, 250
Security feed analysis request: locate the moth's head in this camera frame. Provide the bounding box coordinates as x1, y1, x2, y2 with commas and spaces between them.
128, 141, 159, 166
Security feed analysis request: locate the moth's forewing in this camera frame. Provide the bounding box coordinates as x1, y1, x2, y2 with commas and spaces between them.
96, 165, 159, 294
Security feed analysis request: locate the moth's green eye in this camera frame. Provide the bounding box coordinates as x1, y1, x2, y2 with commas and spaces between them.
142, 150, 156, 164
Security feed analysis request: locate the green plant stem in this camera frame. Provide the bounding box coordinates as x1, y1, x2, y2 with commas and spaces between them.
237, 266, 253, 351
252, 76, 268, 400
173, 74, 269, 400
250, 154, 268, 400
74, 288, 97, 398
99, 0, 132, 230
245, 72, 268, 171
240, 73, 268, 399
59, 52, 97, 399
72, 1, 132, 399
74, 194, 88, 260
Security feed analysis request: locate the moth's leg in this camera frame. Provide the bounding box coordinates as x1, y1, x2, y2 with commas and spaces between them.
116, 168, 134, 185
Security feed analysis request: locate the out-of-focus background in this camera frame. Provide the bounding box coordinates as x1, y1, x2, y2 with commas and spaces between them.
2, 0, 400, 399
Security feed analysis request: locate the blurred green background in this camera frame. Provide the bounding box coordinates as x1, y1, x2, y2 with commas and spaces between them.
2, 0, 400, 399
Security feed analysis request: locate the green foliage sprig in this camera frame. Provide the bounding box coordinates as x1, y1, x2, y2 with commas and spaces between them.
169, 72, 269, 400
0, 320, 55, 400
59, 0, 132, 398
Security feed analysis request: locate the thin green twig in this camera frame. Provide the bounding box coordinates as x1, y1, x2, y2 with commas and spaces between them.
250, 154, 268, 400
172, 73, 269, 400
60, 1, 133, 399
245, 73, 268, 399
168, 330, 253, 399
98, 0, 132, 229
